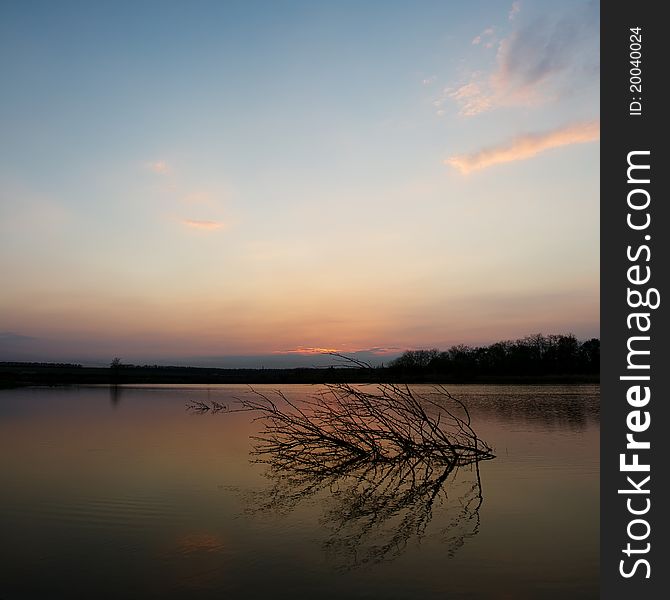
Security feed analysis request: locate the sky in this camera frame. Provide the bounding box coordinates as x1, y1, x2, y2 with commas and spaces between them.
0, 0, 600, 366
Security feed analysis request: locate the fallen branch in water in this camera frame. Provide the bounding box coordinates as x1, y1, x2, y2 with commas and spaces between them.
233, 382, 494, 470
186, 399, 228, 414
188, 380, 494, 566
236, 382, 494, 566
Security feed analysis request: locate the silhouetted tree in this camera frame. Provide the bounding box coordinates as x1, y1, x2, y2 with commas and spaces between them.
391, 349, 440, 370
388, 333, 599, 377
110, 357, 122, 384
579, 338, 600, 372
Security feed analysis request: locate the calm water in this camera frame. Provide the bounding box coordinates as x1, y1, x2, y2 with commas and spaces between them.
0, 384, 599, 599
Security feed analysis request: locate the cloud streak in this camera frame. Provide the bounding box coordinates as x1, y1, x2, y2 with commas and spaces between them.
0, 331, 35, 343
276, 346, 402, 356
445, 120, 599, 174
276, 346, 340, 355
181, 219, 224, 230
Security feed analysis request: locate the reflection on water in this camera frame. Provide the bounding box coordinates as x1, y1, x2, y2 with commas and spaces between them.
217, 384, 494, 569
454, 387, 600, 430
0, 384, 599, 599
109, 384, 122, 407
320, 462, 484, 565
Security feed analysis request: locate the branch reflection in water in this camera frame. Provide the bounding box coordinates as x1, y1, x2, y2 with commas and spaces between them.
188, 383, 495, 567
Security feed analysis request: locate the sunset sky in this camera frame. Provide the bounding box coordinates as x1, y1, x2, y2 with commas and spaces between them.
0, 0, 599, 366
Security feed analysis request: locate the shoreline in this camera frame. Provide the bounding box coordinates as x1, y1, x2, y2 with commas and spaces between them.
1, 363, 599, 388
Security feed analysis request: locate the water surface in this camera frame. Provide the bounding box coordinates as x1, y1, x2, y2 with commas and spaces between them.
0, 384, 599, 599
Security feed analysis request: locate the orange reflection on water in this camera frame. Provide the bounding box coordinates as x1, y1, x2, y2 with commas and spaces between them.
175, 532, 225, 555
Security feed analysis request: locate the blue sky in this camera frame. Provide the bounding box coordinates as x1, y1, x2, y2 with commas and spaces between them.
0, 0, 599, 366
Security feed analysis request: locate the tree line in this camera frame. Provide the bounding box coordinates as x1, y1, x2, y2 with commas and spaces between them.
388, 334, 599, 377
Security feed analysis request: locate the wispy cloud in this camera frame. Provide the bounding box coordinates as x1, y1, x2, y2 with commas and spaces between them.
444, 79, 494, 117
508, 1, 521, 21
364, 346, 402, 355
444, 1, 598, 117
445, 120, 599, 174
471, 27, 495, 46
0, 331, 35, 343
147, 160, 170, 174
275, 346, 402, 358
276, 346, 340, 355
181, 219, 224, 230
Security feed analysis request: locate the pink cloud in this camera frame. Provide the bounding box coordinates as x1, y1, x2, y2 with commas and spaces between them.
447, 3, 598, 117
275, 346, 340, 355
508, 1, 521, 21
446, 80, 494, 116
147, 160, 169, 174
472, 27, 495, 45
181, 219, 224, 230
445, 120, 599, 174
447, 33, 547, 116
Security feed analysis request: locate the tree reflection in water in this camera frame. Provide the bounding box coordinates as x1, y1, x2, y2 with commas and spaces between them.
189, 382, 495, 567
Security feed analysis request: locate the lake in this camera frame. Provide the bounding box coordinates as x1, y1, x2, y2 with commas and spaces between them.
0, 384, 599, 599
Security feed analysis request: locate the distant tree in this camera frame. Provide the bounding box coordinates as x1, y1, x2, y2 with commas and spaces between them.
445, 344, 477, 376
479, 341, 513, 374
389, 334, 599, 377
552, 334, 580, 372
579, 338, 600, 372
110, 357, 122, 369
390, 348, 440, 370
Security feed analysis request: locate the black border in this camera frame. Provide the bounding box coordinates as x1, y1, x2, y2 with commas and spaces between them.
601, 2, 668, 597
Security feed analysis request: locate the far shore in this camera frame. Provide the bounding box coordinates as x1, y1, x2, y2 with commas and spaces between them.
1, 362, 599, 388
